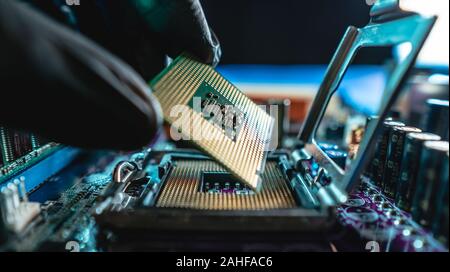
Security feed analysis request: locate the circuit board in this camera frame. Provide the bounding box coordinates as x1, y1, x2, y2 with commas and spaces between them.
155, 159, 297, 210
0, 147, 447, 252
0, 152, 121, 252
335, 177, 447, 252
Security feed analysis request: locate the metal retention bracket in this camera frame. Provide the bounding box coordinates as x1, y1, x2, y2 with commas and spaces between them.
297, 1, 436, 196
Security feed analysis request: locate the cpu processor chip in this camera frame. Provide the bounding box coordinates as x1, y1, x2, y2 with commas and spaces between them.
150, 55, 275, 190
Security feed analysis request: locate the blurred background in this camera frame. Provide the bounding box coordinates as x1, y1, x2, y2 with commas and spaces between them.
203, 0, 379, 64
199, 0, 449, 137
203, 0, 448, 67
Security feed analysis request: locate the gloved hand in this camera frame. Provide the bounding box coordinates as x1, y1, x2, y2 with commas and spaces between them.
70, 0, 222, 81
0, 0, 221, 150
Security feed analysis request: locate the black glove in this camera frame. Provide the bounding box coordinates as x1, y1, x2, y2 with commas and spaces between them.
0, 0, 221, 150
0, 0, 163, 150
68, 0, 222, 81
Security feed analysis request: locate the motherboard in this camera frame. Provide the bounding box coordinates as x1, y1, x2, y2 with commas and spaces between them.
1, 139, 447, 252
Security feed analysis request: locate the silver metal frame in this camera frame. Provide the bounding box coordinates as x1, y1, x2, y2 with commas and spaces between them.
298, 1, 436, 195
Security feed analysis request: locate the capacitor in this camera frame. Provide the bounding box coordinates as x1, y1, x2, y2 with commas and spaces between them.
412, 140, 449, 228
395, 132, 442, 211
430, 146, 449, 239
382, 126, 422, 198
423, 99, 449, 140
371, 120, 405, 187
433, 184, 449, 247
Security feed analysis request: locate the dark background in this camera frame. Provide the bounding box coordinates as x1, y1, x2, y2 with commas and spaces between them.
202, 0, 391, 64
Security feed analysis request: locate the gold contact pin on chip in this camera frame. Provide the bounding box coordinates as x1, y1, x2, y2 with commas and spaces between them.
150, 55, 274, 191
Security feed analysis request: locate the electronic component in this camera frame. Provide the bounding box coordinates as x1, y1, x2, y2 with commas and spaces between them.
94, 153, 338, 251
370, 121, 405, 187
0, 127, 14, 164
0, 128, 42, 164
395, 132, 442, 211
149, 55, 275, 190
0, 151, 119, 252
94, 147, 448, 252
412, 141, 449, 228
423, 99, 449, 140
1, 126, 52, 178
433, 185, 449, 246
156, 159, 296, 210
0, 178, 40, 233
382, 126, 422, 198
200, 173, 254, 195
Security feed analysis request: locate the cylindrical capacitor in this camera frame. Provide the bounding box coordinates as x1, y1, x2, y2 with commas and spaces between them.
423, 99, 449, 140
383, 126, 422, 198
371, 120, 405, 187
395, 132, 442, 211
433, 184, 449, 247
412, 140, 449, 228
430, 144, 449, 239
